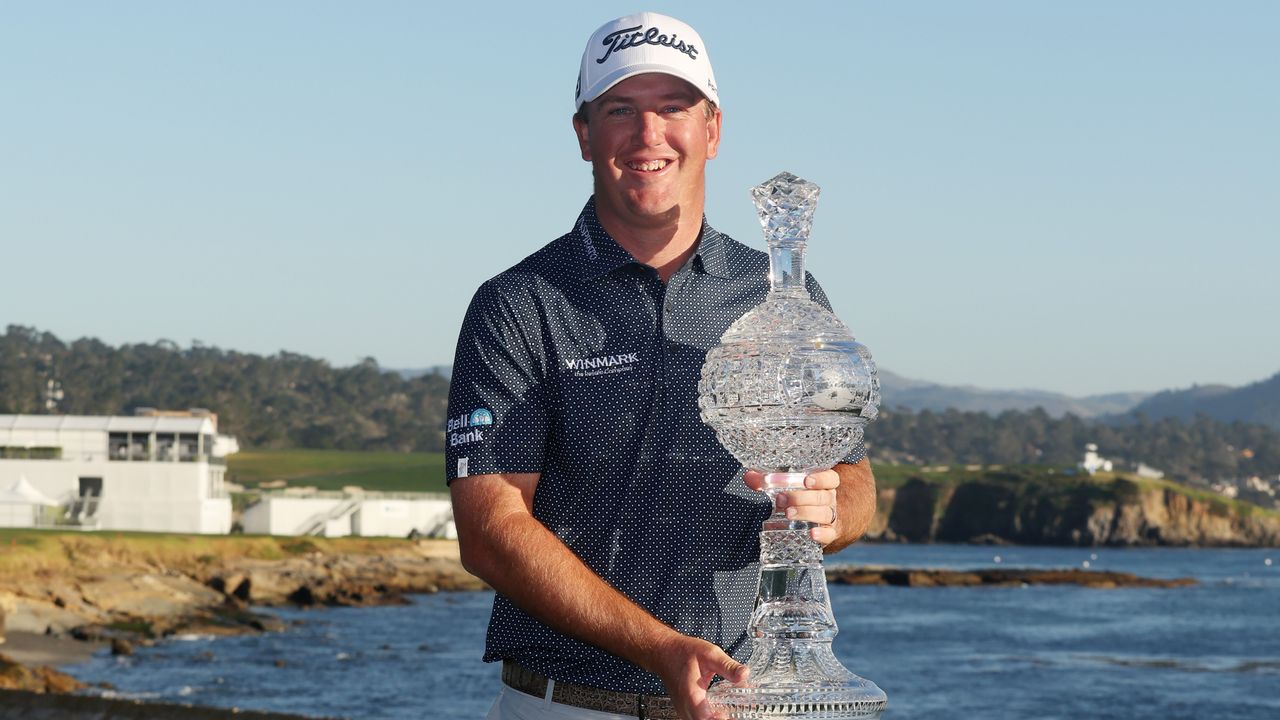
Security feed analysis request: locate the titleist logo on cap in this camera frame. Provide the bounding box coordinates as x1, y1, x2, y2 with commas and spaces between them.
596, 24, 699, 65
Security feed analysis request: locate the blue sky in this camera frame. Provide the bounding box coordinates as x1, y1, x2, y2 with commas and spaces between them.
1, 1, 1276, 396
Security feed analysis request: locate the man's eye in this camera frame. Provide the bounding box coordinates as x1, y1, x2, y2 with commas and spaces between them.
607, 107, 633, 116
662, 106, 686, 114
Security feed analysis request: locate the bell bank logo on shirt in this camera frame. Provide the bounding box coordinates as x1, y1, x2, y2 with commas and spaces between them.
564, 351, 641, 377
448, 408, 492, 447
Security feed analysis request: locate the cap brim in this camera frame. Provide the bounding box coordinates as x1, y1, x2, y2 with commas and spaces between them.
577, 63, 717, 109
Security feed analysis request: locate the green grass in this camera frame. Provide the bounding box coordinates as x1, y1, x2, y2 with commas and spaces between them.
227, 449, 446, 493
871, 462, 1076, 490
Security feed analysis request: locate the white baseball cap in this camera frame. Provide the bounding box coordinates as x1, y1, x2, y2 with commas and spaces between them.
575, 12, 719, 111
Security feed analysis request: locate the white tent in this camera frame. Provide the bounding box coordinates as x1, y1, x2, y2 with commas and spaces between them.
0, 476, 60, 528
0, 476, 60, 505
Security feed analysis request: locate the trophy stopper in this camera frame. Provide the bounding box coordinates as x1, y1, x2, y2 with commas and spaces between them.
752, 171, 822, 248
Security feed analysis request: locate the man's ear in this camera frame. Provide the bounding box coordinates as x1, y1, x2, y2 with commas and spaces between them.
705, 107, 723, 160
573, 114, 592, 162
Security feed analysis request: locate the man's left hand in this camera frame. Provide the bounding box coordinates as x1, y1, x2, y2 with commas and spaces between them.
742, 468, 841, 546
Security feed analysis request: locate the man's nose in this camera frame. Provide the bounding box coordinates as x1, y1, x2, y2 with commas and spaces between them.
636, 111, 664, 145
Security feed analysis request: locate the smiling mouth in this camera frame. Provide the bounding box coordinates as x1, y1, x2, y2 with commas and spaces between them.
625, 159, 670, 172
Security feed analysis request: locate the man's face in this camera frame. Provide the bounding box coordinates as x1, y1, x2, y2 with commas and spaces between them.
573, 73, 722, 233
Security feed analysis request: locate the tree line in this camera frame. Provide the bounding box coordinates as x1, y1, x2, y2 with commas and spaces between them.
3, 325, 1278, 483
869, 406, 1280, 483
0, 326, 448, 452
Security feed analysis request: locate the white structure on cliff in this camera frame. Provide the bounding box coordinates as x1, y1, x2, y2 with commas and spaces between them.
242, 490, 455, 539
1135, 462, 1165, 480
1080, 443, 1113, 475
0, 412, 236, 534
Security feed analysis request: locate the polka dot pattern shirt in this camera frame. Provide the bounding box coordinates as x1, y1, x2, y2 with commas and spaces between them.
446, 197, 865, 694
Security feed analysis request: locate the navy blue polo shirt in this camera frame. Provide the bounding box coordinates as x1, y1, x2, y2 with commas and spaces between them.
446, 197, 865, 694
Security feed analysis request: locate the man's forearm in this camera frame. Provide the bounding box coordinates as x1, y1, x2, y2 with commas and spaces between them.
454, 477, 682, 675
827, 458, 877, 554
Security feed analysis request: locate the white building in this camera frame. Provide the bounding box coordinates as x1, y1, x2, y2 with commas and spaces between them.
1246, 475, 1277, 497
1080, 443, 1113, 475
242, 490, 455, 539
1135, 462, 1165, 480
1211, 480, 1239, 498
0, 413, 236, 534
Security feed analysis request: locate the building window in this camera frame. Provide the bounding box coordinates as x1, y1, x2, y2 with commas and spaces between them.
109, 433, 129, 459
128, 433, 151, 461
156, 434, 176, 461
109, 433, 153, 461
0, 446, 62, 460
179, 433, 199, 461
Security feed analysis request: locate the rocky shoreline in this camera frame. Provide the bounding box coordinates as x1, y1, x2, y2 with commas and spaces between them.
0, 533, 484, 701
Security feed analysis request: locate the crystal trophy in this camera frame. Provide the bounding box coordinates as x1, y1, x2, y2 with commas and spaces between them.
698, 172, 886, 718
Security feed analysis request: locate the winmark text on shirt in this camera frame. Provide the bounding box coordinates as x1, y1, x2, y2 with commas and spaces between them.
565, 352, 640, 377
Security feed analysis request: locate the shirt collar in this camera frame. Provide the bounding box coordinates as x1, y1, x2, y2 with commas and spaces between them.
572, 197, 731, 279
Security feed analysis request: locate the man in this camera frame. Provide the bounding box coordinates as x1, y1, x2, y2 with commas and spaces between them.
446, 12, 877, 720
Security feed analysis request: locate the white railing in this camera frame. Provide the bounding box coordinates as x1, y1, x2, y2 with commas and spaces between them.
293, 496, 363, 536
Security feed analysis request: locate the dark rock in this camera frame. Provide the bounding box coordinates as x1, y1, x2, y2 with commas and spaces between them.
0, 653, 87, 694
827, 566, 1197, 589
938, 482, 1019, 542
887, 478, 943, 542
286, 586, 316, 606
109, 639, 133, 656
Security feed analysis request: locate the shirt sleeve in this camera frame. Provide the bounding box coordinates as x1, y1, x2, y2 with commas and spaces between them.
445, 279, 549, 483
805, 272, 871, 467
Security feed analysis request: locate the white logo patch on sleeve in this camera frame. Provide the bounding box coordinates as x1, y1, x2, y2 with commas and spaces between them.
457, 457, 469, 478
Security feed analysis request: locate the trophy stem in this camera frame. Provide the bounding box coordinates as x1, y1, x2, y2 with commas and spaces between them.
707, 473, 886, 719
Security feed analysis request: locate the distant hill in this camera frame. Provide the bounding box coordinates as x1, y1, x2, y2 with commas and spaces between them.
878, 369, 1149, 418
1125, 372, 1280, 430
389, 365, 451, 380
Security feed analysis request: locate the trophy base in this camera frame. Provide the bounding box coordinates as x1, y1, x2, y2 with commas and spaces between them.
708, 640, 886, 719
708, 680, 887, 719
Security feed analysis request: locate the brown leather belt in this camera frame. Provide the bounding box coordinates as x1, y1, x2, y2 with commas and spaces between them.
501, 660, 679, 719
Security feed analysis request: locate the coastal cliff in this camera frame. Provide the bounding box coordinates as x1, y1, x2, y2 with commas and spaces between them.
866, 471, 1280, 546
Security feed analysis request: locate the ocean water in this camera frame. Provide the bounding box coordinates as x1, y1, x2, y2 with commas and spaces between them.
66, 545, 1280, 719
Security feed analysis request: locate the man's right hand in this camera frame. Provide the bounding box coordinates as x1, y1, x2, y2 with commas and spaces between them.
453, 472, 748, 720
646, 633, 749, 720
